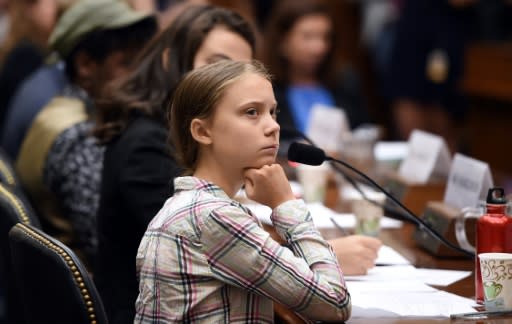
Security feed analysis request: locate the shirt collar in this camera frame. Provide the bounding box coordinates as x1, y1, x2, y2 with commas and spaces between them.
174, 176, 231, 200
174, 176, 258, 223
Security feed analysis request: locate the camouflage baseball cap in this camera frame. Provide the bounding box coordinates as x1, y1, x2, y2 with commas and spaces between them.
49, 0, 155, 58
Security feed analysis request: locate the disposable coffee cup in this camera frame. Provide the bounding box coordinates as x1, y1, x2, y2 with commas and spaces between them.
296, 163, 330, 203
479, 253, 512, 311
352, 192, 386, 237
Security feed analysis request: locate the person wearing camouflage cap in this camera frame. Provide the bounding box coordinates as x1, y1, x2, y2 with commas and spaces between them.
15, 5, 158, 320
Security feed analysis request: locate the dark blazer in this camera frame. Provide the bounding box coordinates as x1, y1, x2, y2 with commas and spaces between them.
0, 41, 44, 132
94, 115, 182, 324
274, 67, 370, 142
385, 0, 472, 118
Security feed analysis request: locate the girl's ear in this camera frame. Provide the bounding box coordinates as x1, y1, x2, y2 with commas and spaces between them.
190, 118, 212, 145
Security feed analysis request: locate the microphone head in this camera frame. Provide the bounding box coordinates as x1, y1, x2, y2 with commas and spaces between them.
288, 142, 327, 166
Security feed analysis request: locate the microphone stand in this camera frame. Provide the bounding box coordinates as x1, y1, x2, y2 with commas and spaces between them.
324, 155, 475, 258
327, 162, 415, 224
283, 132, 385, 211
283, 131, 474, 258
283, 129, 414, 224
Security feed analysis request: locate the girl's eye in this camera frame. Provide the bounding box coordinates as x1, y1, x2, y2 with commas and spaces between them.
246, 108, 258, 116
271, 107, 280, 118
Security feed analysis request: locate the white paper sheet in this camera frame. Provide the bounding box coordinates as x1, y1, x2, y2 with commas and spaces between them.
330, 213, 403, 229
348, 281, 477, 318
415, 268, 473, 287
375, 245, 411, 265
345, 265, 471, 287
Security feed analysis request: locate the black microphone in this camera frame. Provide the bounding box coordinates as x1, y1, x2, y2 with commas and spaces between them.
288, 141, 326, 166
288, 142, 475, 258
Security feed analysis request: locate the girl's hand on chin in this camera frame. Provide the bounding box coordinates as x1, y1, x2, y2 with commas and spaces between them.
244, 164, 295, 209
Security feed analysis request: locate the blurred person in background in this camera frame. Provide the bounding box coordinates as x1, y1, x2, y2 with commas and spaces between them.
359, 0, 401, 95
385, 0, 476, 152
15, 0, 157, 269
261, 0, 371, 143
0, 0, 159, 160
0, 0, 74, 131
0, 0, 80, 159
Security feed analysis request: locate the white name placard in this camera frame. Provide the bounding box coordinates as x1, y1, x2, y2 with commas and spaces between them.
398, 130, 452, 184
443, 153, 493, 210
306, 104, 350, 153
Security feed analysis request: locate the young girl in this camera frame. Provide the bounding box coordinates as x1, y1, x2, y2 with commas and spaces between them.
135, 60, 351, 323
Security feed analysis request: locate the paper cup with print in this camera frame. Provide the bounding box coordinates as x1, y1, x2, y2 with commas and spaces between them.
352, 192, 386, 237
296, 163, 330, 203
479, 253, 512, 311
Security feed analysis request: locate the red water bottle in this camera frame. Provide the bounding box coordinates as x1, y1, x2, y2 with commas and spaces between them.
475, 187, 512, 304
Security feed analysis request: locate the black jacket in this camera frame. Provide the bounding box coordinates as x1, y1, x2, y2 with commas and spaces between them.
94, 115, 182, 323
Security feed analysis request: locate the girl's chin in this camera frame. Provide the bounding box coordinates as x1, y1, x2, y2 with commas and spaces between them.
249, 158, 276, 169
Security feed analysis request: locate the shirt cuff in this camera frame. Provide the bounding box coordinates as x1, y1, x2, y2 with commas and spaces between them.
270, 199, 312, 236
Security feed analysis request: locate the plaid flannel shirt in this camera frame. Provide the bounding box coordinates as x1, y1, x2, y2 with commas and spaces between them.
135, 176, 351, 323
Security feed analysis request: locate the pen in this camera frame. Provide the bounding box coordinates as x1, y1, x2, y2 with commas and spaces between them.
450, 309, 512, 320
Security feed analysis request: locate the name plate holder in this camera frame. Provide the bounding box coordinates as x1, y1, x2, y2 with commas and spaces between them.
307, 104, 350, 153
384, 130, 451, 215
414, 153, 492, 257
413, 201, 476, 257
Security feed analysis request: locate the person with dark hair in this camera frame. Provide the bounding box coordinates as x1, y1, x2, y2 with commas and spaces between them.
92, 5, 255, 323
15, 0, 157, 266
261, 0, 370, 142
135, 59, 351, 323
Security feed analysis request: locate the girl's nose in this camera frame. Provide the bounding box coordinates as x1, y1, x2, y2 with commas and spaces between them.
265, 115, 280, 136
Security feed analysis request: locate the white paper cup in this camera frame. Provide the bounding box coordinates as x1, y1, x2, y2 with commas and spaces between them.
352, 192, 386, 237
296, 163, 330, 203
479, 253, 512, 311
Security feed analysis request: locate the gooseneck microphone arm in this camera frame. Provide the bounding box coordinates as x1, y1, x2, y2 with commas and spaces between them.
288, 142, 475, 258
327, 162, 415, 224
281, 127, 413, 224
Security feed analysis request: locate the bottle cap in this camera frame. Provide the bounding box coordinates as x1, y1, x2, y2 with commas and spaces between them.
486, 187, 507, 205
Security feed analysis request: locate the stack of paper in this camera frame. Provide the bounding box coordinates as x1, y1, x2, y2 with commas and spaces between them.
346, 247, 476, 318
348, 281, 476, 318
